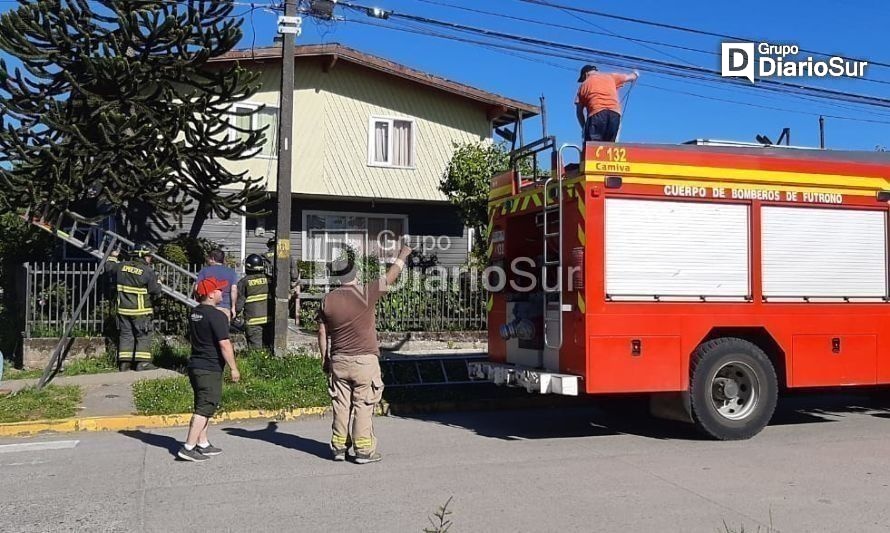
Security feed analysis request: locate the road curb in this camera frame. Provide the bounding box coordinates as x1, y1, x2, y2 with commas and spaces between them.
0, 395, 593, 437
0, 407, 331, 437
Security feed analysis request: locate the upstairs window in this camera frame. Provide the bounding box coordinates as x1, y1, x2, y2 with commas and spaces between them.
228, 103, 279, 158
368, 116, 414, 168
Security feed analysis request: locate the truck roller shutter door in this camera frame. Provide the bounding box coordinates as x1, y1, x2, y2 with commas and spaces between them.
762, 206, 887, 300
605, 198, 750, 300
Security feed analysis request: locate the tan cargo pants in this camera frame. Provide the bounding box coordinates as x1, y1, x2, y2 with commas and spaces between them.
329, 354, 384, 455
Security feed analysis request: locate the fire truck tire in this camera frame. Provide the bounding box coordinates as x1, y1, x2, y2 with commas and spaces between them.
689, 337, 778, 440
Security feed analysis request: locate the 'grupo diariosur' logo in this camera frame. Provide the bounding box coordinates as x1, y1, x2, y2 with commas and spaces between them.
721, 42, 868, 83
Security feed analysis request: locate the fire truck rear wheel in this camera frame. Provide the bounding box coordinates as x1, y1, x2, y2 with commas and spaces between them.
689, 337, 778, 440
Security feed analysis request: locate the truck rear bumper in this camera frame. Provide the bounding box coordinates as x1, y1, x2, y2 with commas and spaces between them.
468, 362, 581, 396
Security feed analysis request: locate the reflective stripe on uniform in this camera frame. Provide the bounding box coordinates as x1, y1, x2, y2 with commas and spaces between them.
353, 437, 373, 449
246, 317, 268, 326
245, 294, 268, 303
117, 308, 152, 317
331, 434, 348, 446
133, 352, 153, 361
118, 285, 148, 294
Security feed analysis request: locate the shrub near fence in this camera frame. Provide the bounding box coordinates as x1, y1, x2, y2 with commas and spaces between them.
300, 268, 487, 332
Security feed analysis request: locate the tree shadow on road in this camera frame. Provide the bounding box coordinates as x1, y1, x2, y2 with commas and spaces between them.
223, 421, 330, 460
119, 429, 181, 457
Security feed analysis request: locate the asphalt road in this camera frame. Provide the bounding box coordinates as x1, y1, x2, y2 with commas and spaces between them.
2, 392, 890, 533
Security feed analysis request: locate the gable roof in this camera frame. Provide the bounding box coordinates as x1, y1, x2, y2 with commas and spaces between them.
213, 43, 540, 127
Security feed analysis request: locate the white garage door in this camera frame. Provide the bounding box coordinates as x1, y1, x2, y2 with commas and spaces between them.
606, 198, 750, 299
762, 206, 887, 299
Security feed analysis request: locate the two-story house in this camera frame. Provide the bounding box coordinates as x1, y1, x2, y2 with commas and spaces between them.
182, 43, 538, 268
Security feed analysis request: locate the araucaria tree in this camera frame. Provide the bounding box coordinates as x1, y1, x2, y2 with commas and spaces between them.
0, 0, 267, 237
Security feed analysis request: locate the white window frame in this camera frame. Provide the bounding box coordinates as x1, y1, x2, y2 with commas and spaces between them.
367, 115, 416, 169
228, 102, 279, 159
301, 209, 410, 262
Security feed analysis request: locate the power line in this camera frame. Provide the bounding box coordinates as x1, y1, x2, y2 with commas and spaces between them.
413, 0, 717, 60
417, 0, 890, 85
346, 17, 890, 126
336, 0, 890, 111
517, 0, 890, 70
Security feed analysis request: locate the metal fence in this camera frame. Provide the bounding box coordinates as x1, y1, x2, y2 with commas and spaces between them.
24, 262, 488, 338
23, 261, 198, 338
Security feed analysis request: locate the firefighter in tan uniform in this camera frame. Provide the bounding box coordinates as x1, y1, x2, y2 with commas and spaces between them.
316, 243, 412, 464
235, 254, 271, 350
106, 243, 162, 371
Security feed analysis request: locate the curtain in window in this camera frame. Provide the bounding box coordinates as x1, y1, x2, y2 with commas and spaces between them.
393, 120, 412, 167
257, 108, 278, 156
374, 121, 389, 163
233, 112, 251, 144
307, 214, 406, 262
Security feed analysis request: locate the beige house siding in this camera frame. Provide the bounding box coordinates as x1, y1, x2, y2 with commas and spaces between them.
222, 58, 492, 200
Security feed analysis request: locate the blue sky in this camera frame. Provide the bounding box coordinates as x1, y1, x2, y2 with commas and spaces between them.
2, 0, 888, 151
289, 0, 890, 151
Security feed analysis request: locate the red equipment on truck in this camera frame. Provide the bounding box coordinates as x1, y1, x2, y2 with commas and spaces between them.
470, 136, 890, 439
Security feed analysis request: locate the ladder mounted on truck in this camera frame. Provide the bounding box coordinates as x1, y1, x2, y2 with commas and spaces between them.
508, 136, 578, 350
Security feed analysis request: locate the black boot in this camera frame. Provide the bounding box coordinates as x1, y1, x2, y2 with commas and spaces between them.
119, 362, 132, 372
135, 362, 158, 371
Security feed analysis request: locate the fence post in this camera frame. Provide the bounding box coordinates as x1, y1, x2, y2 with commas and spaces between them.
23, 262, 31, 339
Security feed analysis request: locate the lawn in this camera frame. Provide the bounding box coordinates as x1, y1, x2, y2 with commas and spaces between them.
133, 350, 330, 415
0, 385, 83, 423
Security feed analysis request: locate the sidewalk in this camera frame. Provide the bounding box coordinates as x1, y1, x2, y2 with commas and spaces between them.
4, 368, 180, 417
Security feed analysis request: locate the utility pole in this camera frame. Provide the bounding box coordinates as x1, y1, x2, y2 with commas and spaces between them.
819, 115, 826, 149
272, 1, 300, 354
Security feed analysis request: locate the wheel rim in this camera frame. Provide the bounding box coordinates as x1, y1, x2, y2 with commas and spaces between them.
709, 361, 760, 421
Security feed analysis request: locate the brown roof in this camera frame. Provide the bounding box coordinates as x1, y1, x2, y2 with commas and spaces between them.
213, 43, 539, 127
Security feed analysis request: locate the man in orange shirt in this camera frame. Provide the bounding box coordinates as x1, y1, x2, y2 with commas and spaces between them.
575, 64, 639, 142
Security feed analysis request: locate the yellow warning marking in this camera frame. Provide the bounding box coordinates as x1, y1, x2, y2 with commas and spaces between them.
577, 293, 586, 314
520, 195, 531, 211
577, 225, 586, 246
486, 296, 494, 312
577, 195, 586, 219
276, 239, 290, 258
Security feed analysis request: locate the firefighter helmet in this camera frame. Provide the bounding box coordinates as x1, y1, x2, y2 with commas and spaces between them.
245, 253, 266, 273
131, 242, 153, 258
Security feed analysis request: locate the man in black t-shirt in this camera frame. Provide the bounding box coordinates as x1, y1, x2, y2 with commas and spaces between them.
177, 277, 241, 462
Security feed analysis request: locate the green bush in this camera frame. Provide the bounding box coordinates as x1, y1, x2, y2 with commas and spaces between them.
158, 234, 216, 267
151, 337, 191, 371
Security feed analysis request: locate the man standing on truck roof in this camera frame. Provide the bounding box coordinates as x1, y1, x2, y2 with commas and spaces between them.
575, 64, 639, 142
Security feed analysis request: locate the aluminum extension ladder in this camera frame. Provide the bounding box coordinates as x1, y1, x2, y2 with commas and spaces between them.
24, 208, 199, 307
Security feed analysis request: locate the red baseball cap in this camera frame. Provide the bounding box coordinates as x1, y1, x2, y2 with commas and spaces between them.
195, 277, 229, 298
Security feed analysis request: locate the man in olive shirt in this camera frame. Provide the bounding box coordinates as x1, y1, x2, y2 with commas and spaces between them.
317, 243, 412, 464
178, 277, 241, 462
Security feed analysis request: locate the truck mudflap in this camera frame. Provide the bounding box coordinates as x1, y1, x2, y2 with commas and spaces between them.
468, 362, 580, 396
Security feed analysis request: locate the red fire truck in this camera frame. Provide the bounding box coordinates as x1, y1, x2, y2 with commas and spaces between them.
469, 137, 890, 440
